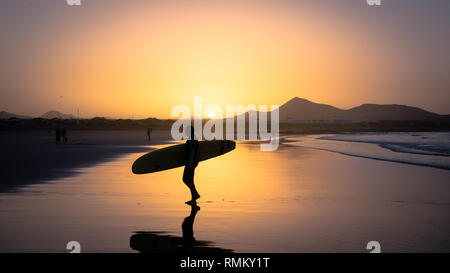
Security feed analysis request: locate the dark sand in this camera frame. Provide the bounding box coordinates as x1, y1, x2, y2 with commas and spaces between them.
0, 132, 449, 252
0, 130, 172, 192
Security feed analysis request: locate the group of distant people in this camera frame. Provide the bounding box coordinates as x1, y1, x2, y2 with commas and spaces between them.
54, 127, 151, 144
55, 127, 68, 144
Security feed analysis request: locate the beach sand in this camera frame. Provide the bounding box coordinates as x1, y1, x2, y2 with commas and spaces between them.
0, 130, 172, 192
0, 132, 449, 252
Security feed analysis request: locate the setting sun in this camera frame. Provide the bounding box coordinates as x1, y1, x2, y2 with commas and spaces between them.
207, 112, 216, 119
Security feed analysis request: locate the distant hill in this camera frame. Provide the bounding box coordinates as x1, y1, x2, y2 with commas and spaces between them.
279, 97, 448, 121
41, 110, 75, 120
279, 97, 344, 120
0, 111, 32, 119
343, 104, 442, 121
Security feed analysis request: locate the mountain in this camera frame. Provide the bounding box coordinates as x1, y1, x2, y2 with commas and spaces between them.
0, 110, 75, 120
278, 97, 448, 121
343, 104, 442, 121
41, 110, 75, 120
0, 111, 32, 119
279, 97, 344, 120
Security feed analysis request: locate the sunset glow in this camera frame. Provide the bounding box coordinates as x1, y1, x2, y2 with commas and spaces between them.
1, 0, 449, 118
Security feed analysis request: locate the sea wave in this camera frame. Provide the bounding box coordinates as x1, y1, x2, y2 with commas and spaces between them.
287, 132, 450, 170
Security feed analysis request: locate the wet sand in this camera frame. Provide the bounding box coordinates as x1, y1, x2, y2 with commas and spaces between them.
0, 130, 172, 192
0, 134, 449, 253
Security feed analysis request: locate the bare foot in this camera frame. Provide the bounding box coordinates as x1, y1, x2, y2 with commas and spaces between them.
185, 199, 197, 205
192, 193, 201, 200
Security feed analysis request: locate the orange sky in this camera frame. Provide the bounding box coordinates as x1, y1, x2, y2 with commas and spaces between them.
1, 0, 449, 118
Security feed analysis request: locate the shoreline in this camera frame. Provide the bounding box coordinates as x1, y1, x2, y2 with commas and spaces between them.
0, 130, 172, 193
286, 133, 450, 171
2, 130, 448, 193
291, 144, 450, 171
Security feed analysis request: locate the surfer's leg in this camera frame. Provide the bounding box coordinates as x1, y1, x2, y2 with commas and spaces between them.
183, 166, 195, 195
183, 163, 200, 201
190, 185, 199, 200
190, 169, 200, 200
183, 166, 200, 201
182, 166, 192, 187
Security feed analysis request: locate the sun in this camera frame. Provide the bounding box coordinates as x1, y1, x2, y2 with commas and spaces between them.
207, 111, 216, 118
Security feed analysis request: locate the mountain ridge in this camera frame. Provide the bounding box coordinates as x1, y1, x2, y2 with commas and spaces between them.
1, 98, 448, 121
40, 110, 75, 120
0, 110, 75, 120
0, 111, 32, 119
278, 97, 448, 121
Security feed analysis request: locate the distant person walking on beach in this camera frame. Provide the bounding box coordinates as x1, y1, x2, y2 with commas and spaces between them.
55, 128, 61, 144
147, 128, 153, 141
183, 126, 200, 204
61, 127, 68, 143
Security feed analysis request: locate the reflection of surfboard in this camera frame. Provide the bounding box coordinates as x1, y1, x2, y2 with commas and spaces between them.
132, 140, 236, 174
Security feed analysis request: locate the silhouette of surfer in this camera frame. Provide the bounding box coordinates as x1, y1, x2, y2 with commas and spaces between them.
183, 126, 200, 204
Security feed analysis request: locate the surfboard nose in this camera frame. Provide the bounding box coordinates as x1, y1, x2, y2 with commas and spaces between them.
227, 140, 236, 150
132, 160, 144, 174
131, 162, 139, 174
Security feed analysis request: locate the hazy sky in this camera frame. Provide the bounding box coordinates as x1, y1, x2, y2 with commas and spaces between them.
1, 0, 449, 118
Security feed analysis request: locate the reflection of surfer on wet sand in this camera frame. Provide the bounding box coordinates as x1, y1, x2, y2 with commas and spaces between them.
182, 203, 200, 250
129, 203, 232, 253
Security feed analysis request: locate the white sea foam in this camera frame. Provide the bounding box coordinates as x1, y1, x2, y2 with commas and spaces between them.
287, 132, 450, 170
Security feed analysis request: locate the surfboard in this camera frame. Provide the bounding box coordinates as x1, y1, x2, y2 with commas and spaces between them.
132, 140, 236, 174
